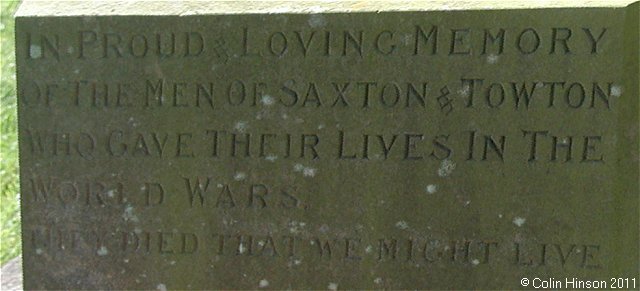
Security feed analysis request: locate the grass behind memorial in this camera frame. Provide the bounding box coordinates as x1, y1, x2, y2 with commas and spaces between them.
0, 0, 21, 265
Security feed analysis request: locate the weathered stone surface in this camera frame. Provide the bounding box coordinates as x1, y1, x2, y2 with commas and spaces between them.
15, 1, 639, 289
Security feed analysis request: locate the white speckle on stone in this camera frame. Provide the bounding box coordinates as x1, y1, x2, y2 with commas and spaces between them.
472, 259, 480, 265
265, 155, 278, 162
234, 121, 248, 133
259, 279, 269, 288
107, 190, 115, 197
374, 277, 383, 284
238, 243, 246, 254
294, 259, 302, 265
426, 184, 437, 194
303, 167, 316, 177
169, 260, 176, 265
365, 245, 373, 253
610, 85, 623, 97
156, 283, 167, 291
261, 95, 275, 105
395, 221, 409, 230
124, 258, 129, 263
234, 172, 247, 181
498, 214, 503, 218
30, 44, 42, 58
294, 164, 317, 177
123, 205, 139, 222
437, 159, 456, 177
513, 217, 526, 227
317, 124, 325, 130
97, 246, 109, 256
308, 14, 327, 28
458, 85, 470, 96
67, 46, 74, 54
35, 248, 43, 255
328, 282, 338, 290
486, 54, 499, 64
288, 220, 307, 233
74, 69, 80, 74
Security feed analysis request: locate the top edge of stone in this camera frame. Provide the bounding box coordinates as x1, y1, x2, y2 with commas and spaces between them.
15, 0, 638, 17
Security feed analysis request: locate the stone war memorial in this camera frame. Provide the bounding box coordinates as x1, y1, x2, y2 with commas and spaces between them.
14, 0, 639, 289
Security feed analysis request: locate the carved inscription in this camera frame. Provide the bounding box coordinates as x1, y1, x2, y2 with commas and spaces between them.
17, 9, 635, 289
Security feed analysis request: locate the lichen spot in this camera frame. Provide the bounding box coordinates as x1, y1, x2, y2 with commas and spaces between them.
30, 44, 42, 58
234, 172, 247, 181
259, 279, 269, 288
293, 163, 304, 172
438, 159, 456, 177
265, 155, 278, 162
328, 282, 338, 290
234, 121, 248, 133
486, 54, 499, 64
457, 85, 470, 97
365, 245, 373, 253
156, 284, 167, 291
426, 184, 437, 194
472, 259, 480, 266
308, 14, 327, 28
610, 85, 623, 97
123, 205, 139, 222
513, 217, 526, 227
395, 221, 409, 230
97, 246, 109, 256
261, 95, 275, 106
303, 167, 317, 177
374, 277, 383, 284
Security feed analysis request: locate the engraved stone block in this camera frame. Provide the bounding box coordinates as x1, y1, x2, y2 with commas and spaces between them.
15, 1, 639, 289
